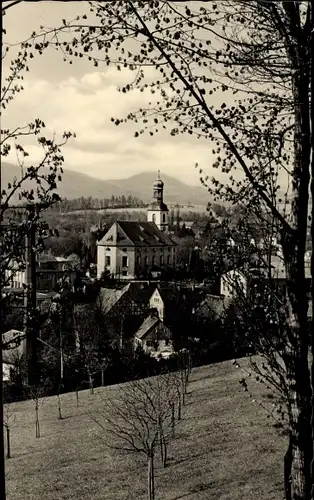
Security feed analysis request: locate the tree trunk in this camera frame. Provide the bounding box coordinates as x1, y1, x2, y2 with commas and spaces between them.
35, 401, 40, 438
177, 393, 181, 421
171, 402, 175, 437
159, 425, 164, 465
159, 423, 167, 468
162, 433, 167, 468
57, 392, 63, 420
6, 426, 11, 459
284, 431, 292, 500
282, 241, 312, 500
280, 38, 312, 496
147, 452, 155, 500
286, 352, 312, 500
88, 370, 94, 394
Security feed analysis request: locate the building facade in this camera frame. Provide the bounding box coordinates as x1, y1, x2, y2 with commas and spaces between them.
97, 174, 177, 280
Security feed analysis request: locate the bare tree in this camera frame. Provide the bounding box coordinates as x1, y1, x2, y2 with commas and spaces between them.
3, 401, 15, 459
90, 374, 179, 500
29, 384, 44, 438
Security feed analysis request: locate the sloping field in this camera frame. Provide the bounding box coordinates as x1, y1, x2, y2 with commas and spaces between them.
5, 359, 286, 500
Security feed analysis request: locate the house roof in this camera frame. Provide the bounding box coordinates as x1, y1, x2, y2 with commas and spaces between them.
98, 283, 131, 315
195, 294, 225, 320
127, 282, 157, 306
156, 286, 179, 306
97, 221, 176, 248
135, 314, 160, 340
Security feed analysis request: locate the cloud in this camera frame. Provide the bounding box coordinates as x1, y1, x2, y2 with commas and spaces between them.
2, 68, 217, 186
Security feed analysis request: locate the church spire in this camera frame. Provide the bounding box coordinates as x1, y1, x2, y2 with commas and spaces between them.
147, 171, 169, 231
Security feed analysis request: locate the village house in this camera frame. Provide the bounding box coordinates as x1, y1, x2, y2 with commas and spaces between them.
134, 313, 174, 359
6, 253, 75, 292
97, 173, 178, 280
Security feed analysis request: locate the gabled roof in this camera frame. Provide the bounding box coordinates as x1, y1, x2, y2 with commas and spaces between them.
98, 283, 133, 315
97, 221, 176, 247
156, 286, 179, 306
127, 282, 157, 306
135, 314, 160, 340
195, 294, 225, 321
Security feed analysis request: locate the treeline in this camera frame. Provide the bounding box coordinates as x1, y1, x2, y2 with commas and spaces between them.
48, 195, 147, 213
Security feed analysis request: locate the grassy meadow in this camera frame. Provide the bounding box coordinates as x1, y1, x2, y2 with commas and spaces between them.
5, 359, 286, 500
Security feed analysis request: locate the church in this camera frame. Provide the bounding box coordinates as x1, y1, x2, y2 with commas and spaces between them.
97, 172, 178, 280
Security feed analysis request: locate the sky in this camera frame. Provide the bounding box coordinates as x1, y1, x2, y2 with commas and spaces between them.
2, 0, 218, 186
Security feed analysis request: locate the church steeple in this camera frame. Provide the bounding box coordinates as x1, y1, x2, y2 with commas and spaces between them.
153, 170, 164, 205
147, 171, 169, 231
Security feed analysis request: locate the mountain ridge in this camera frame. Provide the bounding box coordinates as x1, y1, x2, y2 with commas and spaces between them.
1, 162, 210, 207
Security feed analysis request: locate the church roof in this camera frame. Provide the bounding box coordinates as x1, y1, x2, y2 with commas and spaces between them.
97, 221, 176, 247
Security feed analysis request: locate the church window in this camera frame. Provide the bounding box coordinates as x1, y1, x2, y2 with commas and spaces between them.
122, 256, 128, 267
162, 213, 166, 223
144, 256, 148, 266
105, 256, 111, 267
152, 214, 156, 222
136, 255, 141, 266
160, 255, 164, 265
167, 255, 170, 264
122, 270, 127, 276
106, 247, 111, 251
152, 255, 155, 265
122, 248, 127, 252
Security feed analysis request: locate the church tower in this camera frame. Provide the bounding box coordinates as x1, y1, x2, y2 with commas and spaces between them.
147, 171, 169, 231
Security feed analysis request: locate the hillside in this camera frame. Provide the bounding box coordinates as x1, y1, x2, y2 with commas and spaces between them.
5, 359, 285, 500
2, 163, 210, 207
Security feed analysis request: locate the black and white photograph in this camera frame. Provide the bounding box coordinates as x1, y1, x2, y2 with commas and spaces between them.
0, 1, 313, 499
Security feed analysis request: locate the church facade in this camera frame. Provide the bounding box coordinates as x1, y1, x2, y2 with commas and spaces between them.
97, 173, 177, 280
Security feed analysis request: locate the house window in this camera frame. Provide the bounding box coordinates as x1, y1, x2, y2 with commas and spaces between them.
122, 255, 128, 267
160, 255, 164, 265
167, 255, 170, 264
146, 340, 152, 347
105, 256, 111, 267
136, 255, 141, 266
144, 256, 148, 266
122, 270, 127, 276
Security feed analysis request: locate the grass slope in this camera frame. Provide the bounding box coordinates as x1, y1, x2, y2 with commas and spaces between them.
5, 359, 286, 500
